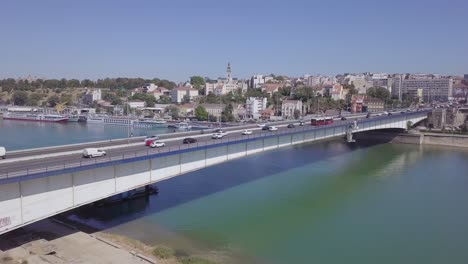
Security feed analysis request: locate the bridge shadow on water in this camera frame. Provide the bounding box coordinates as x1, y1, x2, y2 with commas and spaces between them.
62, 137, 392, 231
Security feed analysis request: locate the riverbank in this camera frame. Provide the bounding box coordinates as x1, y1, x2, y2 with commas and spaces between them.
354, 131, 468, 148
0, 217, 230, 264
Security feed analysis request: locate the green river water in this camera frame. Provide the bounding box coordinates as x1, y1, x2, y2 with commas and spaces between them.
69, 140, 468, 264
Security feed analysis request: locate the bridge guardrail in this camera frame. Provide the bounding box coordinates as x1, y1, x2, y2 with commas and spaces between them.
0, 111, 429, 181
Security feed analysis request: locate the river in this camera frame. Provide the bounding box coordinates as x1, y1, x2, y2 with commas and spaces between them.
62, 138, 468, 263
0, 119, 171, 150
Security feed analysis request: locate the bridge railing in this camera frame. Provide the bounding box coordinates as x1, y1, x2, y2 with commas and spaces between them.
0, 111, 429, 181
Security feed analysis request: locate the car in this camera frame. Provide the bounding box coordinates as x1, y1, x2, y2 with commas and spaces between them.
287, 124, 295, 128
150, 141, 165, 148
268, 126, 278, 131
262, 125, 270, 131
213, 129, 227, 136
183, 138, 197, 144
83, 148, 106, 158
242, 129, 253, 135
0, 146, 5, 159
382, 111, 389, 115
144, 135, 159, 142
212, 133, 225, 139
145, 138, 156, 146
257, 123, 267, 128
341, 116, 347, 121
299, 121, 304, 126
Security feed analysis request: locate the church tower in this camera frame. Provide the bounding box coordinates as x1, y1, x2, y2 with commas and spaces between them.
226, 62, 232, 82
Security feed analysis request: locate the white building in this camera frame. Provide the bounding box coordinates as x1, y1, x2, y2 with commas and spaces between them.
250, 75, 265, 89
127, 100, 145, 109
281, 100, 303, 119
246, 97, 267, 119
205, 63, 243, 95
171, 87, 199, 103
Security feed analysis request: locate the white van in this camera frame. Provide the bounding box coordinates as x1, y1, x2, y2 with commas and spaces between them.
0, 147, 6, 159
82, 148, 106, 158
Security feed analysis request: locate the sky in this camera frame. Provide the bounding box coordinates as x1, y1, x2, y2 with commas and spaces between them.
0, 0, 467, 81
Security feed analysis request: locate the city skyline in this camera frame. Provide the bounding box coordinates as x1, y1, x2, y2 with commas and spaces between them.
1, 0, 467, 81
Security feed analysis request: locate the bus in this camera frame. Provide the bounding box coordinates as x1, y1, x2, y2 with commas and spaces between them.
310, 117, 334, 126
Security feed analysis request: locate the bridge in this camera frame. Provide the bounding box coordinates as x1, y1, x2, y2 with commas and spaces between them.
0, 111, 428, 234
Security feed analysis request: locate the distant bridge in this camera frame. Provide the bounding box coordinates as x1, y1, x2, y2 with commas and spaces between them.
0, 111, 428, 234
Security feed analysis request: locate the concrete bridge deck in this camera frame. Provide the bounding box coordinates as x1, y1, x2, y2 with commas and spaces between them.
0, 111, 428, 234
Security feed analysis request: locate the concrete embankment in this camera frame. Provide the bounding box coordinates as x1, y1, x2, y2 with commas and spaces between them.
354, 131, 468, 148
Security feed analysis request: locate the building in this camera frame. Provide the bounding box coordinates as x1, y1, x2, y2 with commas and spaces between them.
127, 100, 145, 109
364, 97, 384, 112
464, 74, 468, 82
392, 77, 453, 102
151, 87, 170, 100
281, 100, 303, 119
351, 95, 365, 113
261, 108, 274, 120
201, 104, 225, 119
261, 83, 282, 96
330, 84, 347, 101
250, 75, 265, 89
246, 97, 267, 119
80, 88, 102, 105
205, 63, 242, 95
171, 87, 199, 103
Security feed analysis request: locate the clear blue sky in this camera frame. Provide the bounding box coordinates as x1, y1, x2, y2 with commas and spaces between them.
1, 0, 467, 81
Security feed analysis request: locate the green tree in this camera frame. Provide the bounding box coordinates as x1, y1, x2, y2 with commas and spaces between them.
60, 94, 73, 105
195, 105, 208, 121
367, 87, 390, 103
166, 106, 179, 120
47, 95, 60, 107
27, 93, 43, 106
221, 103, 234, 122
190, 76, 205, 90
12, 91, 28, 106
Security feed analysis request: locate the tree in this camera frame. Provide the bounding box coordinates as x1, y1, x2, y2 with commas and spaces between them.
182, 94, 190, 104
27, 93, 43, 106
367, 87, 390, 103
195, 105, 208, 121
47, 95, 60, 107
221, 103, 234, 122
12, 91, 28, 106
166, 106, 179, 120
190, 76, 205, 90
293, 109, 301, 119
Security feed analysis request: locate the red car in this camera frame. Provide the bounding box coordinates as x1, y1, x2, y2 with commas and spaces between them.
145, 139, 156, 146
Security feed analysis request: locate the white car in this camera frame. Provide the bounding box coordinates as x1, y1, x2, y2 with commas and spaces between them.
242, 130, 253, 135
150, 141, 166, 148
213, 129, 228, 136
83, 148, 106, 158
212, 133, 225, 139
0, 146, 5, 159
257, 123, 267, 128
144, 135, 159, 142
268, 126, 278, 131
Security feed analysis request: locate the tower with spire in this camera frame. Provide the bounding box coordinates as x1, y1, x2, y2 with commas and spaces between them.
226, 62, 232, 82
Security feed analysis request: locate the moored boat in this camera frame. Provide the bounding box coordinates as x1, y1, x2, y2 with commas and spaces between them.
3, 113, 68, 123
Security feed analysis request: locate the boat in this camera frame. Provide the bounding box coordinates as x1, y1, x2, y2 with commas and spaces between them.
67, 115, 80, 122
3, 112, 68, 123
134, 119, 168, 128
174, 122, 192, 130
